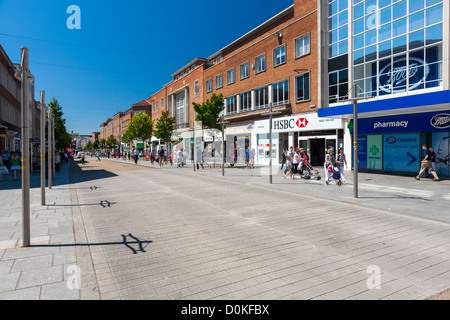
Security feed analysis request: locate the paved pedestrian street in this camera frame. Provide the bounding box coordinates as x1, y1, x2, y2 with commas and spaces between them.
1, 158, 449, 300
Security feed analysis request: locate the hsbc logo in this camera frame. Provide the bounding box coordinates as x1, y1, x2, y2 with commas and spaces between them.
273, 117, 310, 131
296, 118, 309, 128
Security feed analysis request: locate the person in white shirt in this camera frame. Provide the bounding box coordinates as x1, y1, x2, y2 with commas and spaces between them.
177, 149, 184, 168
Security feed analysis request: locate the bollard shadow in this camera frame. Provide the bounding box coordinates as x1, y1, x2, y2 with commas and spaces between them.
31, 233, 152, 254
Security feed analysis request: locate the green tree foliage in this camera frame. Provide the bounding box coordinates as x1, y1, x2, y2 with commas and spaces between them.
93, 139, 100, 149
85, 140, 93, 151
124, 112, 153, 143
100, 138, 106, 150
192, 93, 224, 131
48, 97, 71, 150
121, 131, 132, 144
154, 111, 176, 143
106, 135, 118, 150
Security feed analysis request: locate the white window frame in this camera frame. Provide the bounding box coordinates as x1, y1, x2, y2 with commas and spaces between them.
194, 80, 199, 97
295, 33, 311, 59
206, 79, 213, 93
273, 44, 286, 67
240, 62, 250, 80
255, 53, 266, 74
227, 68, 235, 85
216, 74, 223, 89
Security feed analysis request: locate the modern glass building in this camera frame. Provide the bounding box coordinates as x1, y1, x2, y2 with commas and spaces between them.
319, 0, 450, 176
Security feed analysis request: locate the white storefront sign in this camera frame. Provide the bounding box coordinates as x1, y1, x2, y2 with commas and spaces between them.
255, 113, 343, 134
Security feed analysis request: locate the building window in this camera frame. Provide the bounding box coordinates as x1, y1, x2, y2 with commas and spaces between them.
240, 62, 249, 80
329, 68, 348, 104
161, 98, 164, 111
295, 34, 310, 58
227, 68, 235, 85
194, 80, 199, 97
273, 44, 286, 67
255, 86, 269, 110
296, 72, 310, 102
255, 54, 266, 74
155, 101, 159, 113
272, 79, 289, 106
328, 0, 348, 58
206, 79, 213, 93
350, 0, 443, 98
176, 92, 185, 125
226, 96, 237, 114
216, 74, 223, 89
239, 91, 252, 113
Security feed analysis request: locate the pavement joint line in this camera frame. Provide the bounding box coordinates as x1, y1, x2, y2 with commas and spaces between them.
102, 158, 450, 227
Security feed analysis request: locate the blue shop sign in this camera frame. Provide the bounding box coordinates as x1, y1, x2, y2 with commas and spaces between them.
359, 111, 450, 134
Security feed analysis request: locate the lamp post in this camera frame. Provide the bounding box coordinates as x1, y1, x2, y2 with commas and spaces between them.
39, 91, 47, 205
340, 84, 374, 198
47, 109, 52, 189
14, 47, 33, 247
261, 103, 280, 184
217, 113, 229, 177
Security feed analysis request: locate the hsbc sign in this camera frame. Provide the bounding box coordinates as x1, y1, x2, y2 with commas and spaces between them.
258, 113, 342, 133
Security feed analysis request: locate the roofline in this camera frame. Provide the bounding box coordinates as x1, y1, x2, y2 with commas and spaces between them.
207, 4, 294, 60
170, 57, 207, 77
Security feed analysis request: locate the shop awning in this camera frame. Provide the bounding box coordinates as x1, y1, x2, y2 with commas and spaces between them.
318, 90, 450, 120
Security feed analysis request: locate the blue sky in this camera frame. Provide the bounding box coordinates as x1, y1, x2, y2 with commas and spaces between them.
0, 0, 293, 135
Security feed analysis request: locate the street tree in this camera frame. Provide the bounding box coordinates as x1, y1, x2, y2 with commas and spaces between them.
124, 112, 153, 146
85, 140, 93, 151
192, 93, 224, 132
106, 135, 118, 151
48, 97, 71, 150
93, 139, 100, 150
100, 138, 106, 150
154, 111, 176, 151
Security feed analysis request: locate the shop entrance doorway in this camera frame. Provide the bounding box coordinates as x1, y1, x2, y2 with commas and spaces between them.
309, 138, 326, 166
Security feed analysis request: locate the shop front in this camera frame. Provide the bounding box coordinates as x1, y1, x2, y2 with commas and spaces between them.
254, 113, 343, 166
357, 111, 450, 176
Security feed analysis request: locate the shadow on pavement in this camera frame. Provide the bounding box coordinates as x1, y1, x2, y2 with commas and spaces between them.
31, 233, 152, 254
70, 160, 118, 184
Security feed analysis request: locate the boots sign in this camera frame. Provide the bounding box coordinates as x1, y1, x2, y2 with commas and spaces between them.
255, 113, 343, 134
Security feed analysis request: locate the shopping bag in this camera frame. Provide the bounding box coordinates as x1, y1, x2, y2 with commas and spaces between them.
0, 166, 9, 175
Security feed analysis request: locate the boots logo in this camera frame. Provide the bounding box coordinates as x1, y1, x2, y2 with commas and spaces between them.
430, 114, 450, 129
379, 57, 429, 93
296, 118, 309, 128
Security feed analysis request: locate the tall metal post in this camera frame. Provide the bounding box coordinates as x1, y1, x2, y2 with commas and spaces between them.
52, 118, 55, 179
18, 48, 31, 247
39, 91, 46, 205
353, 83, 358, 199
193, 123, 196, 172
47, 109, 52, 189
217, 113, 229, 177
262, 103, 280, 185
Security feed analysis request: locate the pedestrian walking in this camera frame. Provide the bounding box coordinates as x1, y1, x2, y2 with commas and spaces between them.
10, 151, 21, 181
324, 148, 336, 183
55, 152, 61, 172
1, 151, 10, 169
249, 148, 255, 169
245, 147, 250, 169
196, 147, 204, 170
169, 153, 173, 167
336, 148, 348, 185
280, 148, 287, 171
283, 156, 293, 179
292, 148, 301, 179
177, 148, 184, 168
416, 144, 440, 181
158, 147, 165, 167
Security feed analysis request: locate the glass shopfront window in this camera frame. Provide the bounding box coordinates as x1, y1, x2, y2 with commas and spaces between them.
348, 0, 443, 99
432, 132, 449, 177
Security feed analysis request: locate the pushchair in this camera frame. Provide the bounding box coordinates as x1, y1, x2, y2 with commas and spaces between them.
301, 160, 321, 180
325, 164, 342, 186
